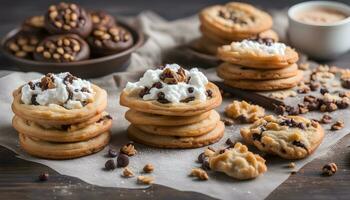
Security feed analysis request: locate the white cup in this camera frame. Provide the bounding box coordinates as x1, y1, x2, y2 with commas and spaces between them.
288, 1, 350, 60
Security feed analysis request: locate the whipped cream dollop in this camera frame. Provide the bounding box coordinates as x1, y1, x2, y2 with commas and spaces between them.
125, 64, 209, 103
21, 72, 94, 109
231, 39, 287, 55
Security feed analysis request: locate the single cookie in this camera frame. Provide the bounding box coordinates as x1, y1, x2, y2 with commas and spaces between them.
224, 70, 303, 91
12, 73, 107, 125
127, 121, 224, 149
44, 2, 92, 37
125, 109, 211, 126
90, 10, 116, 28
199, 2, 273, 40
225, 100, 264, 123
134, 110, 220, 137
5, 32, 41, 59
191, 36, 221, 55
217, 62, 298, 80
218, 40, 299, 69
13, 114, 112, 142
19, 131, 110, 159
240, 115, 324, 159
34, 34, 90, 62
87, 26, 133, 56
209, 142, 267, 180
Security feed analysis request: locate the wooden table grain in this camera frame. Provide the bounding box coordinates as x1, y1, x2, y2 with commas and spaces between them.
0, 1, 350, 199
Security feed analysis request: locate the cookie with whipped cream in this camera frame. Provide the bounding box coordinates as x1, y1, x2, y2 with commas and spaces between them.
217, 62, 299, 80
209, 142, 267, 180
127, 121, 224, 149
240, 115, 324, 159
224, 70, 304, 91
12, 72, 107, 125
225, 100, 264, 123
199, 2, 273, 41
120, 64, 222, 116
18, 131, 110, 159
218, 39, 299, 69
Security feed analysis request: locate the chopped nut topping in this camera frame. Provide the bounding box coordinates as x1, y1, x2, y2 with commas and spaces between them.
120, 143, 137, 156
40, 75, 55, 90
190, 168, 209, 180
160, 67, 187, 84
137, 176, 154, 185
322, 163, 337, 176
122, 167, 134, 178
143, 164, 154, 173
331, 121, 344, 131
287, 162, 296, 168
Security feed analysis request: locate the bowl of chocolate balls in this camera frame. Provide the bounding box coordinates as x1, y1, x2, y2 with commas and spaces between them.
1, 2, 144, 78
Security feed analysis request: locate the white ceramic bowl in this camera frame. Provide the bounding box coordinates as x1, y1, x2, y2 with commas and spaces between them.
288, 1, 350, 60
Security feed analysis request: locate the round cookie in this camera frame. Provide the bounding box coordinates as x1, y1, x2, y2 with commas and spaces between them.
90, 11, 116, 28
120, 82, 222, 116
12, 84, 107, 125
44, 2, 92, 37
13, 114, 112, 142
224, 70, 303, 90
240, 115, 324, 159
18, 131, 110, 159
21, 15, 47, 35
87, 26, 133, 56
127, 121, 224, 149
199, 2, 273, 39
134, 110, 220, 137
217, 62, 298, 80
34, 34, 90, 62
5, 32, 41, 59
125, 109, 211, 126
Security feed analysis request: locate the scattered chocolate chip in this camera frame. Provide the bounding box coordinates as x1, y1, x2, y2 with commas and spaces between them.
197, 152, 206, 164
292, 141, 307, 151
108, 148, 118, 158
320, 88, 329, 95
38, 172, 49, 181
152, 82, 162, 89
206, 89, 213, 98
31, 94, 39, 105
320, 114, 332, 124
236, 115, 248, 123
105, 159, 116, 170
28, 81, 35, 90
187, 87, 194, 93
139, 87, 150, 98
331, 121, 344, 131
157, 92, 170, 104
201, 157, 211, 170
225, 138, 235, 147
117, 153, 129, 168
322, 163, 337, 176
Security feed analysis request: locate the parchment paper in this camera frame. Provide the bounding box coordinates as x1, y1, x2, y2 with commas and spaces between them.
0, 11, 349, 200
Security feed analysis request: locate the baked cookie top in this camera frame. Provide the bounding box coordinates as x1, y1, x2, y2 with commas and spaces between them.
209, 142, 267, 180
199, 2, 272, 35
121, 64, 222, 116
240, 115, 324, 159
225, 100, 265, 123
20, 72, 94, 109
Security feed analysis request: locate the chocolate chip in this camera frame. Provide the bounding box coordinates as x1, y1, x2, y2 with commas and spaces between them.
187, 87, 194, 93
292, 141, 307, 151
225, 138, 235, 147
219, 149, 226, 154
197, 152, 206, 163
117, 153, 129, 168
105, 159, 116, 170
222, 118, 234, 126
206, 89, 213, 98
320, 88, 329, 95
81, 87, 89, 92
152, 82, 163, 89
108, 149, 118, 158
38, 172, 49, 181
157, 92, 170, 104
31, 94, 39, 105
252, 133, 262, 141
139, 87, 150, 98
28, 81, 35, 90
180, 96, 195, 103
274, 105, 286, 115
201, 157, 210, 170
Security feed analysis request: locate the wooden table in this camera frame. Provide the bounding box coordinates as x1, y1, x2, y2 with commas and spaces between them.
1, 1, 350, 199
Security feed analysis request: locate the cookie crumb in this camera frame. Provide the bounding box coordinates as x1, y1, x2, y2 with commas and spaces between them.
120, 142, 137, 156
137, 176, 154, 184
122, 167, 134, 178
322, 163, 337, 176
190, 168, 209, 180
143, 164, 154, 173
288, 162, 296, 168
331, 121, 344, 131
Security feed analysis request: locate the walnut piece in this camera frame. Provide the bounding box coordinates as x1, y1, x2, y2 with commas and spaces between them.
122, 167, 134, 178
190, 168, 209, 180
120, 143, 137, 156
143, 164, 154, 173
137, 176, 154, 184
322, 163, 337, 176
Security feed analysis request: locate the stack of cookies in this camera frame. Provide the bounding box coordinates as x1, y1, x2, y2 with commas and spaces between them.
120, 64, 224, 148
12, 72, 112, 159
194, 2, 278, 55
217, 39, 303, 91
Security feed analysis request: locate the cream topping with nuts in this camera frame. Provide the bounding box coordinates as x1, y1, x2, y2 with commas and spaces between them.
21, 72, 94, 109
230, 39, 287, 55
124, 64, 209, 103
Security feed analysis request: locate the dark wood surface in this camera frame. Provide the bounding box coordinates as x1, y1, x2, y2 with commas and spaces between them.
1, 1, 350, 199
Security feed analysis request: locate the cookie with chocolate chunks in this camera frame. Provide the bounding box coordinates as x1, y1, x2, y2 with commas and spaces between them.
44, 2, 92, 37
34, 34, 90, 62
90, 10, 116, 28
87, 26, 133, 56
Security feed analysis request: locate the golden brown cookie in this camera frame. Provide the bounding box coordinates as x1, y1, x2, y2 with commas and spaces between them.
125, 109, 211, 126
240, 115, 324, 159
12, 114, 112, 142
225, 100, 264, 123
134, 110, 220, 137
217, 62, 298, 80
191, 36, 222, 55
120, 82, 222, 116
209, 142, 267, 180
127, 121, 224, 149
224, 70, 303, 91
19, 131, 110, 159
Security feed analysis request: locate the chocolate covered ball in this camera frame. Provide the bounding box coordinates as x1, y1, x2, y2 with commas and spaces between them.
5, 32, 41, 59
44, 2, 92, 37
87, 26, 133, 56
90, 11, 116, 28
34, 34, 90, 63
